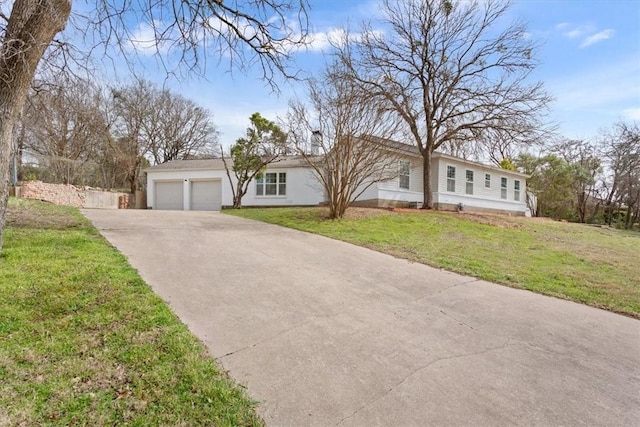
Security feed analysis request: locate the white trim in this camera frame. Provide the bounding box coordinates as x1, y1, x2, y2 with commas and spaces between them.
256, 171, 287, 197
446, 164, 456, 193
399, 160, 411, 190
465, 169, 474, 195
500, 176, 508, 200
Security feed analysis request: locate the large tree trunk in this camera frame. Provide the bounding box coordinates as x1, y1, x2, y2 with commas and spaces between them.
0, 0, 71, 250
422, 150, 433, 209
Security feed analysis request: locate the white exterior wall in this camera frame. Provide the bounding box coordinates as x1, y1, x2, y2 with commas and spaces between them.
371, 156, 424, 203
241, 167, 325, 206
430, 157, 439, 194
433, 156, 528, 214
432, 192, 528, 213
354, 182, 380, 202
377, 157, 423, 193
146, 166, 324, 209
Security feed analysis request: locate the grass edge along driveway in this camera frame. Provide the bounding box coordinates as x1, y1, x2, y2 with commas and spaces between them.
1, 198, 263, 426
226, 207, 640, 319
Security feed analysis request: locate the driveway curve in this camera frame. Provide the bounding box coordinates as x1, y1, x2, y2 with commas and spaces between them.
82, 209, 640, 426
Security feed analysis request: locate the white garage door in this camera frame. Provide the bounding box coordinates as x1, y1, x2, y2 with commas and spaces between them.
155, 181, 184, 210
191, 180, 222, 211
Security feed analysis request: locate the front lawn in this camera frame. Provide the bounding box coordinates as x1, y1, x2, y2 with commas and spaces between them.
226, 207, 640, 318
1, 198, 262, 426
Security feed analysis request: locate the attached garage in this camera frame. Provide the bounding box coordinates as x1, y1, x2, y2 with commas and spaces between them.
155, 181, 184, 210
190, 180, 222, 211
145, 157, 325, 210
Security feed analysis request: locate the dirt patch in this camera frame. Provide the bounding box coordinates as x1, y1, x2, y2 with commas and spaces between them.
342, 207, 394, 220
452, 212, 526, 229
6, 200, 86, 230
389, 207, 528, 229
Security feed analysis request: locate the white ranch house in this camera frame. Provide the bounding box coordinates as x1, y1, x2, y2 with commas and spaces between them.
145, 141, 530, 215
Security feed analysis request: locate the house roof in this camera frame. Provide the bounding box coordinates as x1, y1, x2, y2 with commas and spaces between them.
363, 135, 529, 178
361, 135, 420, 156
144, 156, 313, 172
144, 139, 528, 178
145, 158, 225, 171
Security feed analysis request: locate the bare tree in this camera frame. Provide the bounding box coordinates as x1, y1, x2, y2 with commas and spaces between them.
144, 85, 218, 165
21, 74, 105, 184
221, 112, 288, 208
337, 0, 551, 209
0, 0, 309, 250
287, 60, 402, 219
109, 79, 157, 193
86, 84, 128, 189
18, 74, 218, 190
601, 122, 640, 229
443, 125, 550, 167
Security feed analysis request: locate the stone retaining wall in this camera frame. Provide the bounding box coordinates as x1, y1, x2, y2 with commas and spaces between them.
18, 181, 128, 209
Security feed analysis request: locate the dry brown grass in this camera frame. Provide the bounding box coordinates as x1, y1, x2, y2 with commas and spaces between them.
6, 198, 87, 230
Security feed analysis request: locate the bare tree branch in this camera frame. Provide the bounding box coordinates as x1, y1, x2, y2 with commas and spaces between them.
84, 0, 310, 87
336, 0, 552, 208
286, 53, 403, 219
0, 0, 309, 251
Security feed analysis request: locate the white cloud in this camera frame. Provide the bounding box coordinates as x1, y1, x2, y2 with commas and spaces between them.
301, 27, 384, 53
556, 22, 592, 39
304, 28, 349, 52
563, 25, 594, 39
580, 29, 615, 48
556, 23, 616, 49
622, 108, 640, 121
127, 21, 171, 55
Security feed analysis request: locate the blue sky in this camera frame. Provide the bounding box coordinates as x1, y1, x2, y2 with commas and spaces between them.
98, 0, 640, 148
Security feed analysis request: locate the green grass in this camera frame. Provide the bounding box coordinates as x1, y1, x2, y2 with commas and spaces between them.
226, 207, 640, 318
1, 198, 262, 426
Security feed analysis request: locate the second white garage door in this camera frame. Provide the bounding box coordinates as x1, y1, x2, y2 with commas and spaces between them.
191, 180, 222, 211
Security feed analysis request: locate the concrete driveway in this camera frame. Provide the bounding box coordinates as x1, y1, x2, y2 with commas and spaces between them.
82, 209, 640, 426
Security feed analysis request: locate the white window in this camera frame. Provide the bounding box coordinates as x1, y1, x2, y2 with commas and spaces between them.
447, 166, 456, 192
399, 160, 410, 190
485, 173, 491, 188
501, 177, 508, 200
256, 172, 286, 196
514, 180, 521, 201
466, 170, 474, 195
